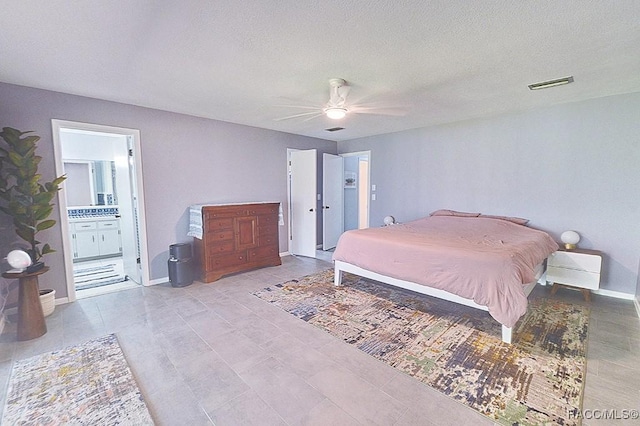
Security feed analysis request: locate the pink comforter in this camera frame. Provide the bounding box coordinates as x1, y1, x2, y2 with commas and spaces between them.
332, 216, 558, 327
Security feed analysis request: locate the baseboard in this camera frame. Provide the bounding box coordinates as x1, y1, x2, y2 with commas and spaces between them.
634, 297, 640, 318
592, 288, 636, 300
149, 277, 169, 286
279, 251, 291, 257
0, 313, 5, 335
54, 297, 70, 305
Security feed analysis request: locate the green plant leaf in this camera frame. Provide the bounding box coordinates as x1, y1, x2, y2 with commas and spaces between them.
15, 227, 34, 243
36, 219, 56, 231
33, 192, 54, 204
42, 244, 55, 255
34, 205, 54, 220
51, 175, 67, 186
7, 151, 24, 167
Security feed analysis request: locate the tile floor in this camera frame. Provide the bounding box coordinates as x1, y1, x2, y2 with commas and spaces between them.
0, 254, 639, 425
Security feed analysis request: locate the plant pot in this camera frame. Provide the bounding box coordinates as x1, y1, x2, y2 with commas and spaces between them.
39, 289, 56, 317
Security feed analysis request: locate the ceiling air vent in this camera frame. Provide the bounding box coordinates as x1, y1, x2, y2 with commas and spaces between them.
325, 127, 345, 132
528, 76, 574, 90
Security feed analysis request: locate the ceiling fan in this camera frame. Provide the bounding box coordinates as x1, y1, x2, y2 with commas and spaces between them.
275, 78, 406, 122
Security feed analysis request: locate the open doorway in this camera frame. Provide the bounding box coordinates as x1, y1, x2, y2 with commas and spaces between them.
52, 120, 150, 301
288, 149, 370, 260
341, 151, 370, 231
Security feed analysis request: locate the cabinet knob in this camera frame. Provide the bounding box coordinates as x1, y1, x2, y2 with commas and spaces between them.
309, 208, 314, 212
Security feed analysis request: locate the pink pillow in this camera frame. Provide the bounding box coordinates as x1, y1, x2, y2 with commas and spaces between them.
430, 209, 481, 217
479, 214, 530, 225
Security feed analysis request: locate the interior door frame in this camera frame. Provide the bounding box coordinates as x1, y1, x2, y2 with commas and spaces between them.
340, 150, 371, 229
51, 119, 151, 302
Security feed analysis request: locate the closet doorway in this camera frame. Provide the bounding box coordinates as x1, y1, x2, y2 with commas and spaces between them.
52, 120, 150, 301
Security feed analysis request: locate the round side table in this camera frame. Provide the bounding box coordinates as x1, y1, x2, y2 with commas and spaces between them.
2, 266, 50, 341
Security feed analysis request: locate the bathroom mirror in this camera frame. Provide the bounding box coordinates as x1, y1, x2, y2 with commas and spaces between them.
63, 160, 118, 206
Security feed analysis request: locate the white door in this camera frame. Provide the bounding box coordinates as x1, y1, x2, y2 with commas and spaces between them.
289, 149, 317, 257
322, 153, 344, 250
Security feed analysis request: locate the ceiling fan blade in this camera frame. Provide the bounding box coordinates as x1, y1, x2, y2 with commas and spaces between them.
273, 104, 321, 110
302, 112, 325, 122
274, 111, 323, 121
350, 106, 408, 116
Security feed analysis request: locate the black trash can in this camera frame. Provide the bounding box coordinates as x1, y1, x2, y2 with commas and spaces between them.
168, 243, 194, 287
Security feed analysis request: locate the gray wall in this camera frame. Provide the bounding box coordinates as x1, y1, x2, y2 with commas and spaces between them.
0, 82, 336, 299
338, 92, 640, 295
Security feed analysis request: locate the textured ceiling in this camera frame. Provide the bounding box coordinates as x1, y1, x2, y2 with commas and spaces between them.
1, 1, 639, 141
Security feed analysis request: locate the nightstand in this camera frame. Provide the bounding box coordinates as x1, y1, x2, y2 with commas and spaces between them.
547, 247, 602, 302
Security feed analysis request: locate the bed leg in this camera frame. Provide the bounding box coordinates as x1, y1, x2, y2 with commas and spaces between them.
334, 268, 343, 286
501, 325, 512, 344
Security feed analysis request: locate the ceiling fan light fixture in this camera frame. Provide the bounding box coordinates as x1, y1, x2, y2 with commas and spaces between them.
325, 107, 347, 120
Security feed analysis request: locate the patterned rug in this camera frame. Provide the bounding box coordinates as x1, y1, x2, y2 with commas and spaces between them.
74, 263, 126, 291
253, 269, 589, 425
2, 334, 154, 425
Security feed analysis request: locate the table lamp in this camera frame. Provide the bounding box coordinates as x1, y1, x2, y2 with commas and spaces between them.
561, 230, 580, 250
6, 250, 32, 272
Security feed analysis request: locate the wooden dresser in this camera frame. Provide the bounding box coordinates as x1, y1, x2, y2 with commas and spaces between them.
193, 202, 281, 282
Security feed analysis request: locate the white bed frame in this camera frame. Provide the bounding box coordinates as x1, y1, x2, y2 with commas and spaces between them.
334, 260, 545, 344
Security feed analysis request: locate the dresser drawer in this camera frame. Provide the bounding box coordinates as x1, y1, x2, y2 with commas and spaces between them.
548, 251, 601, 273
207, 229, 234, 241
206, 217, 233, 231
547, 266, 600, 290
259, 234, 278, 246
248, 244, 279, 260
258, 214, 278, 226
208, 251, 248, 269
258, 223, 278, 237
206, 240, 234, 255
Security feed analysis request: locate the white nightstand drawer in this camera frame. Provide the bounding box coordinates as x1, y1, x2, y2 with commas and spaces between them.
547, 266, 600, 290
548, 251, 601, 273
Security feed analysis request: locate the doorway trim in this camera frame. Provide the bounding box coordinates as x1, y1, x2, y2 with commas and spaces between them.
340, 150, 371, 229
51, 119, 151, 302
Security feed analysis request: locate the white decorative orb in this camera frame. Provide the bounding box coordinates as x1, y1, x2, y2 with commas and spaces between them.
561, 230, 580, 249
6, 250, 32, 270
383, 215, 396, 226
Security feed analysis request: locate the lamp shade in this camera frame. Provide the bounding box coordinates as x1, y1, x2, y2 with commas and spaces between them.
560, 230, 580, 249
6, 250, 32, 271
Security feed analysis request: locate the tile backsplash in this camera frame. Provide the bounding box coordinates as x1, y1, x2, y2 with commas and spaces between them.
68, 207, 119, 218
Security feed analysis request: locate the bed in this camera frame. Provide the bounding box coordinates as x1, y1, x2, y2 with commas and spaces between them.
332, 211, 559, 343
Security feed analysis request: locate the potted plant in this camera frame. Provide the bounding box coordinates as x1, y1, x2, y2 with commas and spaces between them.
0, 127, 66, 266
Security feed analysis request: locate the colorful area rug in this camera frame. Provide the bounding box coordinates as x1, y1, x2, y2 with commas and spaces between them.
2, 334, 154, 425
253, 269, 589, 425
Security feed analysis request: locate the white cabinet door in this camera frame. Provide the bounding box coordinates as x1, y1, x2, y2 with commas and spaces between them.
98, 229, 122, 256
75, 230, 100, 258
